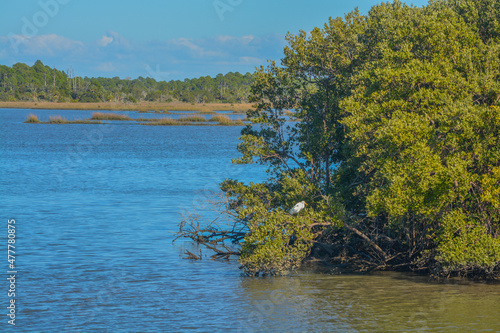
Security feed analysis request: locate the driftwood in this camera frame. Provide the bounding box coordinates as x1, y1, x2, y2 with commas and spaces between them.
183, 249, 202, 260
174, 217, 244, 260
174, 192, 246, 260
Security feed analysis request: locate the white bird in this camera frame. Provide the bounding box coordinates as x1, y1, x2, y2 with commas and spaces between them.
289, 201, 307, 215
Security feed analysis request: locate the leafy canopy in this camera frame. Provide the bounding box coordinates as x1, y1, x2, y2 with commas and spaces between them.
217, 0, 500, 278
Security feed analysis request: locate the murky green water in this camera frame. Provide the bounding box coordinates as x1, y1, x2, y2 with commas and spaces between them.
238, 271, 500, 332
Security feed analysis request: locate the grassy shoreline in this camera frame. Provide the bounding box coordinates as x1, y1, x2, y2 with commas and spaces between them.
24, 112, 245, 126
0, 101, 253, 113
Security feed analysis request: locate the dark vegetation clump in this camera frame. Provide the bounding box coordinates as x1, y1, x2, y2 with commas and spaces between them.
177, 0, 500, 279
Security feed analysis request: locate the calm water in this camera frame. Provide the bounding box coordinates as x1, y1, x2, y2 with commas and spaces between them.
1, 108, 499, 332
19, 109, 246, 122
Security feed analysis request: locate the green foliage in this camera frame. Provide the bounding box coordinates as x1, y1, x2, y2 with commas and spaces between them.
220, 0, 500, 278
436, 210, 500, 275
221, 170, 342, 275
338, 1, 500, 276
0, 61, 254, 103
431, 0, 500, 43
239, 208, 315, 276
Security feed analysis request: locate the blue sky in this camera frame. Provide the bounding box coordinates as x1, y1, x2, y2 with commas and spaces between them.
0, 0, 429, 80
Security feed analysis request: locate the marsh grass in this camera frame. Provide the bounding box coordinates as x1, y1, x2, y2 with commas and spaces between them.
25, 113, 242, 126
133, 117, 157, 122
148, 118, 178, 125
179, 115, 207, 122
209, 114, 244, 125
46, 115, 102, 124
49, 115, 67, 123
91, 112, 132, 121
25, 113, 40, 123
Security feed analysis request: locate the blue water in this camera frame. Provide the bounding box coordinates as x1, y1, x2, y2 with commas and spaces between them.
1, 108, 265, 332
15, 108, 245, 122
1, 108, 500, 332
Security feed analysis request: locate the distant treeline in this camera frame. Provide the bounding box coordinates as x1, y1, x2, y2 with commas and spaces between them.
0, 60, 254, 104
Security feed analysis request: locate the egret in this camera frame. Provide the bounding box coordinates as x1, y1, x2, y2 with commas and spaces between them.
289, 201, 307, 215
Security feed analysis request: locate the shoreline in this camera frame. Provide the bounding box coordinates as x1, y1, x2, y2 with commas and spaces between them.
0, 101, 253, 113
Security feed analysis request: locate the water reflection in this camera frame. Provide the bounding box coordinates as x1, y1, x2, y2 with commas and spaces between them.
238, 272, 500, 332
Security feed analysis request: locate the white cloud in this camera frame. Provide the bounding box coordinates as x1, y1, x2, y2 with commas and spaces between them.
239, 56, 261, 65
98, 35, 113, 47
171, 37, 222, 58
1, 34, 84, 57
0, 32, 286, 79
241, 35, 255, 44
216, 35, 254, 44
96, 31, 130, 49
94, 62, 116, 72
173, 37, 202, 52
216, 35, 235, 43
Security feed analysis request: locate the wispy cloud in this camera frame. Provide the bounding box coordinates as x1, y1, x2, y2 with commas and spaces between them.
0, 32, 286, 79
94, 62, 117, 72
97, 31, 131, 48
98, 35, 113, 47
170, 37, 223, 58
1, 34, 84, 57
239, 56, 262, 65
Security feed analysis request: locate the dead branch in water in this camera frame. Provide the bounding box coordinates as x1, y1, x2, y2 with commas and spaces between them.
174, 191, 246, 260
183, 249, 203, 260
